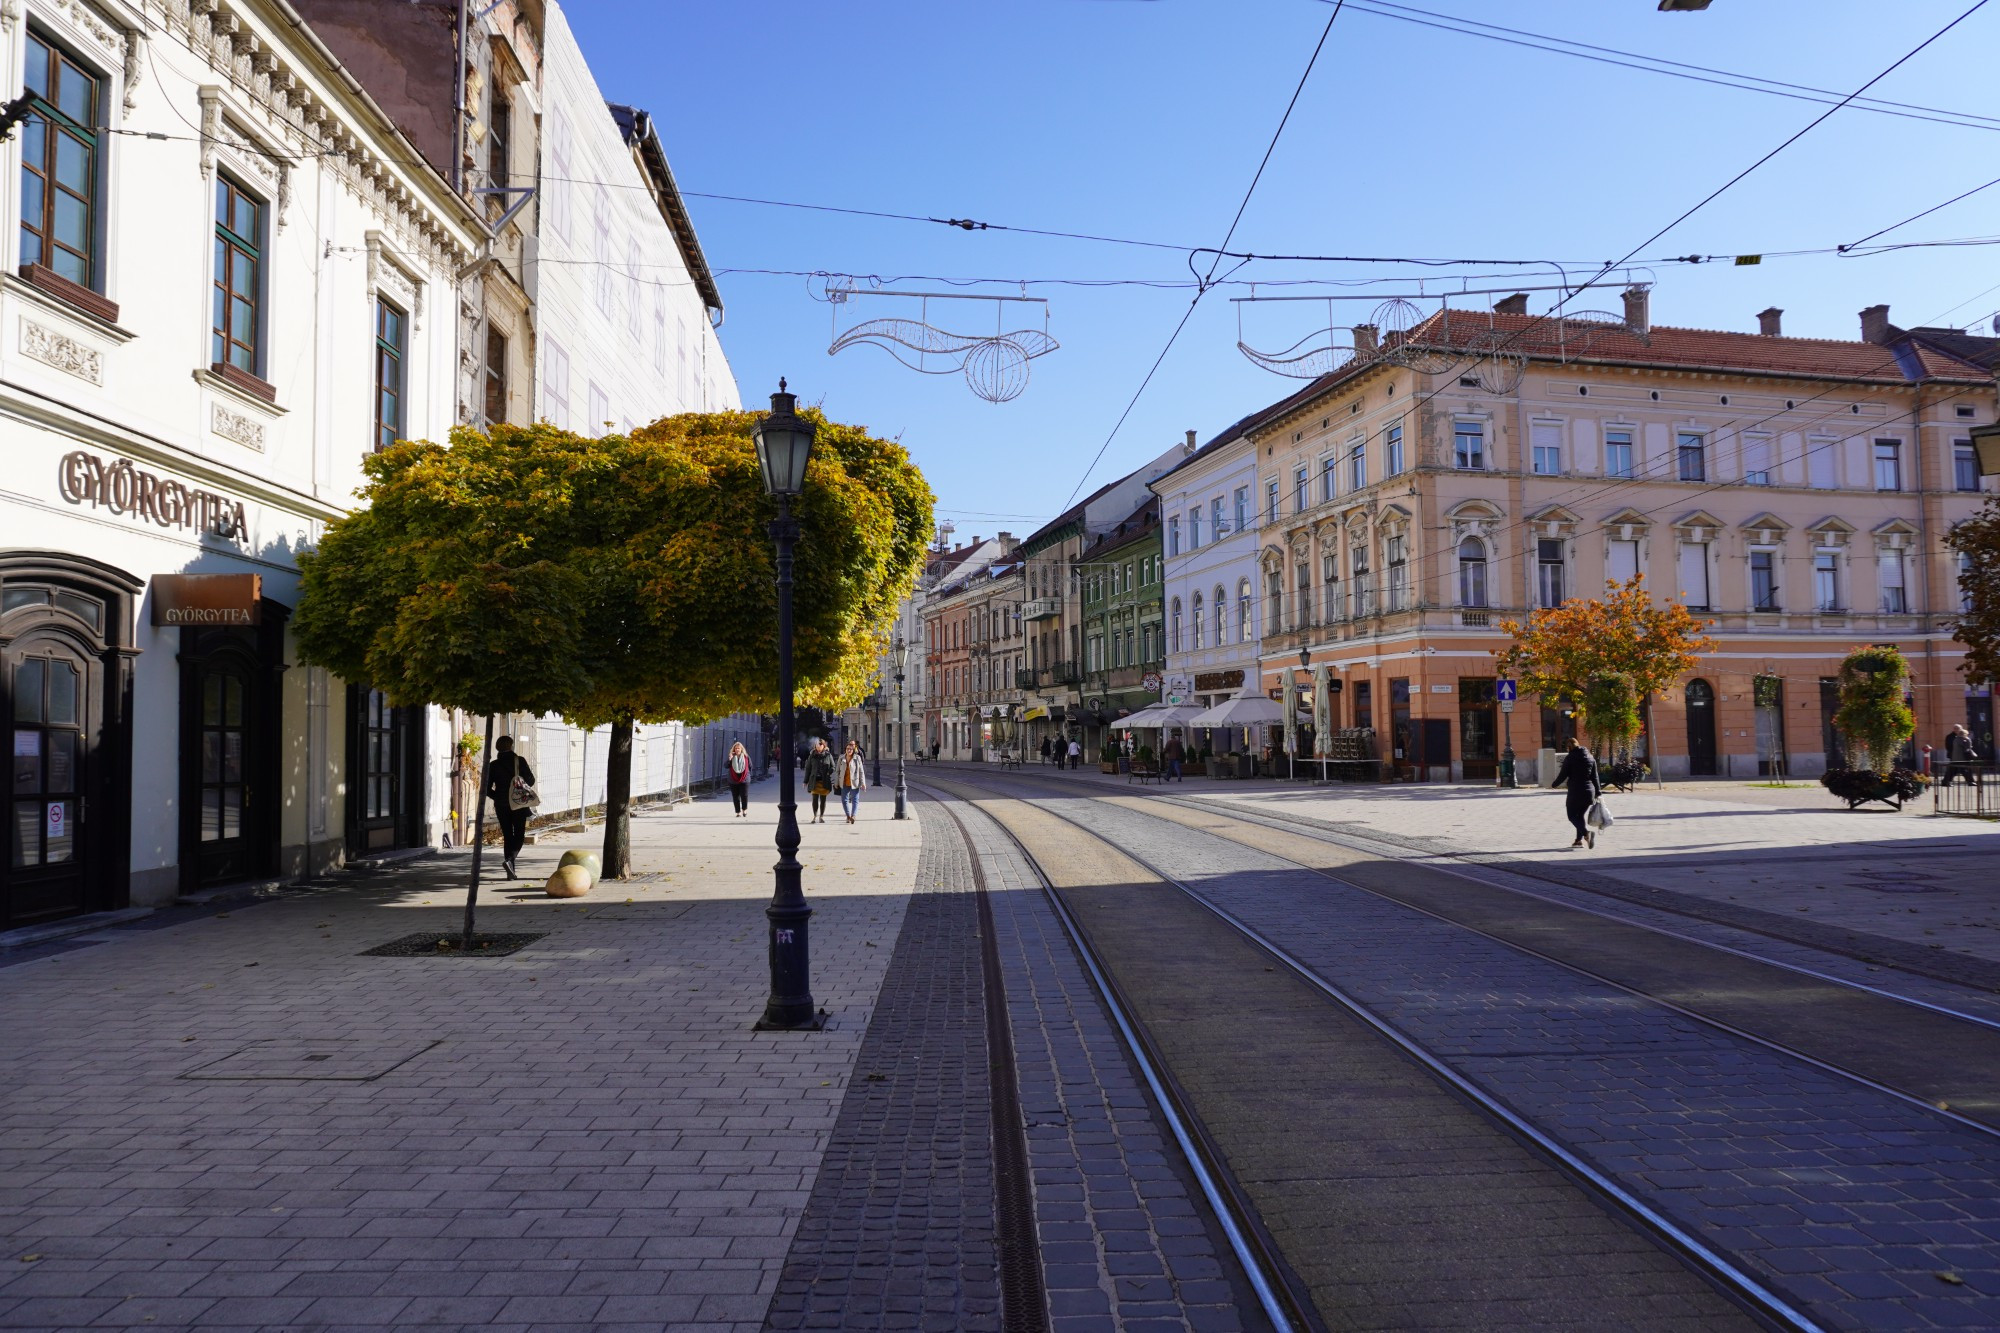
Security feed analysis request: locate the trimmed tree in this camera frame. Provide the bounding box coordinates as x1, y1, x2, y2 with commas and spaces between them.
1946, 502, 2000, 685
294, 412, 933, 897
1579, 672, 1642, 763
1498, 575, 1717, 772
1831, 644, 1917, 773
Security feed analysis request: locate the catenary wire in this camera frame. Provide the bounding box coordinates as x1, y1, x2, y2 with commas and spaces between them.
1840, 173, 2000, 252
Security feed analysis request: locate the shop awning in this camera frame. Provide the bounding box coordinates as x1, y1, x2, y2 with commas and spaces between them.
1021, 705, 1050, 722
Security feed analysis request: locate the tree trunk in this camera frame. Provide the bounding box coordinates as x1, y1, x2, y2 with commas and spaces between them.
463, 714, 494, 949
601, 715, 634, 880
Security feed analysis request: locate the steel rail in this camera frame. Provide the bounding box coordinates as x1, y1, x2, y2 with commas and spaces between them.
916, 782, 1315, 1333
937, 769, 1823, 1333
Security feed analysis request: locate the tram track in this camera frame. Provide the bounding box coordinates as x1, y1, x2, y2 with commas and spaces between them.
915, 775, 1799, 1333
965, 766, 2000, 1134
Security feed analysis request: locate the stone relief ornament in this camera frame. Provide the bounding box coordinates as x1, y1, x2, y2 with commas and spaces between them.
21, 319, 102, 385
210, 402, 265, 451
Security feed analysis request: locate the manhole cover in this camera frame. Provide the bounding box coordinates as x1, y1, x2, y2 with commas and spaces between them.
182, 1038, 439, 1081
361, 931, 546, 957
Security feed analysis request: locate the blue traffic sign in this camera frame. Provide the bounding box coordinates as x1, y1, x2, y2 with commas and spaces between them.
1496, 678, 1518, 703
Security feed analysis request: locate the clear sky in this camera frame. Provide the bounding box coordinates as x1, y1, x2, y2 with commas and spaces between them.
565, 0, 2000, 538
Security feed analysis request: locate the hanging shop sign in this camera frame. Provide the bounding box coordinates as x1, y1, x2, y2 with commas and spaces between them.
58, 450, 248, 539
151, 573, 262, 626
1196, 670, 1244, 693
1141, 672, 1162, 695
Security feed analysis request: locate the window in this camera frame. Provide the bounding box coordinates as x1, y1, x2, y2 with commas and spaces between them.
484, 327, 508, 424
1879, 549, 1907, 614
1321, 454, 1339, 503
547, 110, 572, 238
1266, 570, 1283, 633
1608, 537, 1640, 585
1808, 436, 1838, 489
1458, 538, 1488, 608
1212, 497, 1225, 538
1348, 440, 1366, 492
1677, 541, 1711, 610
1351, 543, 1373, 617
1191, 593, 1204, 649
1604, 429, 1635, 478
1751, 550, 1778, 611
1293, 564, 1308, 630
1962, 551, 1977, 614
1874, 439, 1902, 491
1814, 550, 1840, 611
1234, 487, 1249, 533
19, 30, 101, 289
1266, 480, 1280, 523
1676, 432, 1706, 482
588, 382, 609, 432
654, 284, 668, 376
488, 82, 511, 191
374, 301, 405, 452
544, 338, 570, 427
593, 188, 614, 314
1387, 535, 1408, 612
1531, 421, 1561, 475
1323, 552, 1340, 620
1294, 466, 1309, 512
628, 239, 643, 336
1957, 440, 1981, 492
212, 176, 264, 374
1744, 434, 1773, 486
1238, 579, 1253, 642
1170, 598, 1182, 653
1168, 516, 1180, 555
1537, 539, 1565, 608
1454, 420, 1485, 470
1384, 423, 1404, 477
1189, 507, 1202, 548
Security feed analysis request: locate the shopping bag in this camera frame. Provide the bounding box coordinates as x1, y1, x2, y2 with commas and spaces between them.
1587, 800, 1613, 829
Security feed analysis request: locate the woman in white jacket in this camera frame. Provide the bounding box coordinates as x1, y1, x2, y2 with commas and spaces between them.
836, 740, 869, 824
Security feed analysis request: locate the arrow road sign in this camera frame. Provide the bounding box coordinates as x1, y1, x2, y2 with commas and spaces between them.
1496, 678, 1518, 703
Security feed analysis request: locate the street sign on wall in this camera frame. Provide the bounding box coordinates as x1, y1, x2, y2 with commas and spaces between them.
1496, 678, 1518, 703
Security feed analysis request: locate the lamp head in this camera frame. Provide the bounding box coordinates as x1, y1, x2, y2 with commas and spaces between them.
753, 379, 816, 497
1299, 647, 1312, 669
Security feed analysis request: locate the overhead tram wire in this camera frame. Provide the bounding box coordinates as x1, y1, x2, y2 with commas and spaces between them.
1840, 172, 2000, 252
1317, 0, 2000, 133
1059, 1, 1349, 512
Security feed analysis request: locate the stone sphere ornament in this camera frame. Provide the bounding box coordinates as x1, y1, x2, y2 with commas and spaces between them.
557, 849, 602, 883
545, 865, 592, 898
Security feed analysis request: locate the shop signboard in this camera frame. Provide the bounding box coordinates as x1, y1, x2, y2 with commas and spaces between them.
151, 574, 263, 626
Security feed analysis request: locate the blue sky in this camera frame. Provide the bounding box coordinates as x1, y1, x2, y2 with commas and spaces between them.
566, 1, 2000, 536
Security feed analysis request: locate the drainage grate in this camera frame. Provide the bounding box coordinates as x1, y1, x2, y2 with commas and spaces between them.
182, 1038, 439, 1081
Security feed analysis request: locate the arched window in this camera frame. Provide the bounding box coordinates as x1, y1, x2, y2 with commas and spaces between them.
1213, 585, 1227, 646
1170, 597, 1182, 654
1266, 569, 1283, 634
1237, 579, 1253, 643
1191, 592, 1204, 649
1458, 537, 1488, 607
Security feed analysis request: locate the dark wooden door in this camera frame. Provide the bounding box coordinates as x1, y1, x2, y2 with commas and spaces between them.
7, 638, 94, 925
1685, 679, 1718, 776
193, 661, 255, 885
1459, 677, 1498, 780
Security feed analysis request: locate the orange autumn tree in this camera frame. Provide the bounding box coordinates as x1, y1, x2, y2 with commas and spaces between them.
1498, 576, 1717, 760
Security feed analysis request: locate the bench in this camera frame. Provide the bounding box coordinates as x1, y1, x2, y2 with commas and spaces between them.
998, 751, 1024, 770
1127, 764, 1162, 785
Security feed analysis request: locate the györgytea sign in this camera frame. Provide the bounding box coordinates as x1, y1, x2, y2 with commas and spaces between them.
150, 573, 262, 626
57, 450, 248, 540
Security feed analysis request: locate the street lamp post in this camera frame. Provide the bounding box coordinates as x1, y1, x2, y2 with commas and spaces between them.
753, 381, 822, 1032
871, 694, 883, 787
893, 634, 909, 819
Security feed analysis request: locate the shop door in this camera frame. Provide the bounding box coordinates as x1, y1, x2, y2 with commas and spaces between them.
349, 687, 422, 853
7, 642, 92, 926
1459, 678, 1497, 780
1685, 679, 1718, 776
1969, 695, 1995, 768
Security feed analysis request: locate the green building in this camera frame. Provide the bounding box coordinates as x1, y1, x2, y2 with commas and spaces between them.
1078, 500, 1165, 759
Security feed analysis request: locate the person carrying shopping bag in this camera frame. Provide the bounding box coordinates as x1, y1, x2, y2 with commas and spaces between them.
726, 741, 752, 817
1549, 740, 1603, 850
482, 736, 538, 879
836, 739, 869, 824
803, 738, 836, 824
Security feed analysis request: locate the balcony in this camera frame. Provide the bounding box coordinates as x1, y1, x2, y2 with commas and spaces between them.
1022, 597, 1062, 621
1016, 668, 1038, 689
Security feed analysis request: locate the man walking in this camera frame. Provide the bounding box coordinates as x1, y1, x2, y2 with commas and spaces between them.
1164, 730, 1186, 782
1943, 723, 1980, 787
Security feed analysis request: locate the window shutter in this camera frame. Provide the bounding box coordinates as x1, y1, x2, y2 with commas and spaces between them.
1678, 542, 1710, 608
1608, 538, 1639, 584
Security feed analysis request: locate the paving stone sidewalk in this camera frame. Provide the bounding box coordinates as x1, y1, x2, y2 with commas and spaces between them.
0, 782, 917, 1332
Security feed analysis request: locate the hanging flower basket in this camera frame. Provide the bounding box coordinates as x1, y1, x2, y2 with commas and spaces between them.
1820, 767, 1928, 810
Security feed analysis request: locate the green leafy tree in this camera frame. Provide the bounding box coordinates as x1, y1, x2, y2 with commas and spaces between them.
1946, 502, 2000, 685
295, 412, 933, 898
1831, 645, 1916, 773
1579, 673, 1642, 762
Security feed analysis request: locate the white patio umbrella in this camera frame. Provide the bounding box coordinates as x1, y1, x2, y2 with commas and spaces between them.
1312, 664, 1331, 758
1186, 691, 1284, 729
1281, 674, 1298, 758
1123, 703, 1205, 732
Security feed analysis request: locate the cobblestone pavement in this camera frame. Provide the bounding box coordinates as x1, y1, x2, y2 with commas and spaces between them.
996, 781, 2000, 1331
0, 782, 918, 1333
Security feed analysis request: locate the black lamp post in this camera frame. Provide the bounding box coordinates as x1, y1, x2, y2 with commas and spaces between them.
893, 633, 909, 819
753, 381, 822, 1032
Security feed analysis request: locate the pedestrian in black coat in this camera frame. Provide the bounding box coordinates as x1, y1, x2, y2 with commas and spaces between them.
1549, 741, 1601, 849
483, 737, 536, 879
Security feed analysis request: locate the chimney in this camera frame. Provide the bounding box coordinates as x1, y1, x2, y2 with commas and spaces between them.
1622, 285, 1651, 335
1859, 304, 1891, 344
1493, 293, 1529, 316
1353, 323, 1379, 354
1184, 429, 1198, 455
1757, 307, 1783, 336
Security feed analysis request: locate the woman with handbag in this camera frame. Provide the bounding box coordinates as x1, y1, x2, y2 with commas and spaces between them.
1548, 740, 1602, 850
726, 742, 752, 817
482, 735, 539, 879
836, 739, 869, 824
803, 739, 836, 824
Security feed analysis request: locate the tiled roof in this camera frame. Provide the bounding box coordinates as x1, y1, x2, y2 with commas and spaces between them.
1395, 309, 1992, 384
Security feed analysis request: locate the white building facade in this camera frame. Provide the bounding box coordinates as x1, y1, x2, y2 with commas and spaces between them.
0, 0, 479, 928
1152, 421, 1269, 731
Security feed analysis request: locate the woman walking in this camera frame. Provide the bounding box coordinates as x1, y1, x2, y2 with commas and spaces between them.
803, 739, 835, 824
836, 739, 869, 824
726, 741, 752, 817
482, 736, 537, 879
1549, 740, 1602, 850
